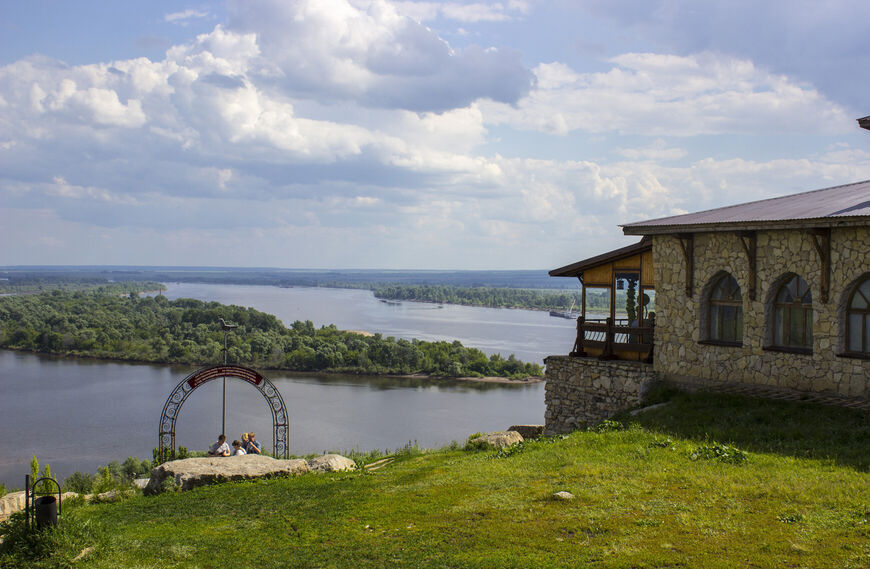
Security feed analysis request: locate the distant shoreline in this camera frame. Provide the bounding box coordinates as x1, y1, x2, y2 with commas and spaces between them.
0, 347, 544, 385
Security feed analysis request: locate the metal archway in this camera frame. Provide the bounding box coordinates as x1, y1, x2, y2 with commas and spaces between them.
158, 365, 289, 459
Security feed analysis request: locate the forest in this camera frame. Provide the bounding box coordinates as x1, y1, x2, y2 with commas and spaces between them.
0, 291, 543, 379
0, 277, 165, 295
373, 284, 582, 310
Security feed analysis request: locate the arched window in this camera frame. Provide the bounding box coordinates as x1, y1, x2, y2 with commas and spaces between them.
772, 275, 813, 351
846, 275, 870, 355
709, 274, 743, 344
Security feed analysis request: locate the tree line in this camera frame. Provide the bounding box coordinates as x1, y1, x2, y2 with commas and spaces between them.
373, 285, 582, 310
0, 291, 542, 379
0, 277, 165, 296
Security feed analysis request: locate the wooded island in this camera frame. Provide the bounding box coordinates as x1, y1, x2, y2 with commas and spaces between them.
0, 290, 543, 379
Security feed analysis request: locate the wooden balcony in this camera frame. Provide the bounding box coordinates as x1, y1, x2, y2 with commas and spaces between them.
569, 316, 654, 363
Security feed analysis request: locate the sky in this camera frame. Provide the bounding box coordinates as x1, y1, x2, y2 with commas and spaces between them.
1, 0, 869, 270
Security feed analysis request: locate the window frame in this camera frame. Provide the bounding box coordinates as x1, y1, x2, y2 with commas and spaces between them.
843, 275, 870, 358
705, 273, 743, 346
767, 275, 813, 354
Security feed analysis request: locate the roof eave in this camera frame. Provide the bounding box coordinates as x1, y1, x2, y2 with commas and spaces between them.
549, 237, 651, 277
622, 216, 870, 236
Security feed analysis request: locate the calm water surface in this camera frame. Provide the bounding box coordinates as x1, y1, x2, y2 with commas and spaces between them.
0, 284, 578, 487
160, 282, 578, 364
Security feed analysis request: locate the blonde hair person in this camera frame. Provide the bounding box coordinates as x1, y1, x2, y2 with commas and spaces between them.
245, 432, 262, 455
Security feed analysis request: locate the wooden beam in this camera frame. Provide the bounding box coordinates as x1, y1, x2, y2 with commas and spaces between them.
808, 228, 831, 303
737, 231, 757, 301
677, 234, 694, 298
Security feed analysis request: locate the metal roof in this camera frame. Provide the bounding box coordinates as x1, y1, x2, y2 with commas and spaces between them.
622, 179, 870, 235
550, 237, 650, 278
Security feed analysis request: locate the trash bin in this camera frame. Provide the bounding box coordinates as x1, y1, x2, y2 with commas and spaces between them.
34, 496, 58, 529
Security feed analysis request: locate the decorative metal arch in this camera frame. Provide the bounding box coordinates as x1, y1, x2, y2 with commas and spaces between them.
158, 365, 289, 459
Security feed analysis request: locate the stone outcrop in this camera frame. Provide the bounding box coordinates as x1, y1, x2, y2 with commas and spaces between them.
145, 455, 310, 495
544, 356, 656, 435
307, 454, 357, 473
0, 491, 79, 522
468, 431, 524, 449
508, 425, 544, 439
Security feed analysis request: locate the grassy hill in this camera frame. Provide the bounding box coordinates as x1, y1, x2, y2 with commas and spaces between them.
2, 391, 868, 568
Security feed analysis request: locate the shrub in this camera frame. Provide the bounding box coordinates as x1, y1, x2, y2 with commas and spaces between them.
588, 419, 624, 433
464, 433, 488, 451
689, 443, 748, 465
63, 472, 95, 494
152, 446, 189, 466
648, 436, 674, 448
0, 510, 105, 567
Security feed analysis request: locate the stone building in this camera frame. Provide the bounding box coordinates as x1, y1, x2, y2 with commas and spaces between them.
545, 180, 870, 434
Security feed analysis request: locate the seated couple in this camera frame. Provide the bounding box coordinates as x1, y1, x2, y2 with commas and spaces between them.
208, 432, 263, 457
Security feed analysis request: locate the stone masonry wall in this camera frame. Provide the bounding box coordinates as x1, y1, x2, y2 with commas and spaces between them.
544, 356, 657, 435
654, 226, 870, 399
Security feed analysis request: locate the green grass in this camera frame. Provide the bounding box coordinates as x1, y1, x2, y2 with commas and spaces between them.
2, 392, 868, 568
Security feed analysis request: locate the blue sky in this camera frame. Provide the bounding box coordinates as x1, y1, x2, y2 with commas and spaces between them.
1, 0, 868, 269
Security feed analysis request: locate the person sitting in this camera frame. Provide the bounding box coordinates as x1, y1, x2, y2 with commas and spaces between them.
208, 434, 230, 457
245, 432, 262, 455
231, 440, 247, 456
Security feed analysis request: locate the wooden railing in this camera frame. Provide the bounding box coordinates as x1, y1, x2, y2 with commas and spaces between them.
570, 316, 655, 363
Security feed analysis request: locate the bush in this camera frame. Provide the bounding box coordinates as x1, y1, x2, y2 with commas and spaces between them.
62, 472, 95, 494
588, 419, 624, 433
0, 510, 105, 568
152, 446, 189, 466
689, 443, 748, 465
464, 433, 489, 451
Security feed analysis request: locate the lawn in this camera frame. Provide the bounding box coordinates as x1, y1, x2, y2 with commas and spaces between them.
2, 391, 868, 568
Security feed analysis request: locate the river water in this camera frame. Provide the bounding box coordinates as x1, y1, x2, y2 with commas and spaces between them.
0, 284, 578, 487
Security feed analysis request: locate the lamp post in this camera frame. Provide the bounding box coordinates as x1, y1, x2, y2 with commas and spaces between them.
219, 318, 238, 436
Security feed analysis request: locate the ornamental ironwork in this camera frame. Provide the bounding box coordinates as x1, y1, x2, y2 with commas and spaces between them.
158, 365, 289, 459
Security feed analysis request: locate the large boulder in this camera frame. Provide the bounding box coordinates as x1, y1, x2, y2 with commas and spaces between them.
469, 431, 524, 449
308, 454, 357, 472
508, 425, 544, 439
144, 455, 309, 495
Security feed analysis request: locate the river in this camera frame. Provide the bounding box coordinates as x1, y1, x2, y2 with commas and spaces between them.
0, 283, 578, 487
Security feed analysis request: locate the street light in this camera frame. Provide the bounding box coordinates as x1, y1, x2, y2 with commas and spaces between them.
219, 318, 238, 437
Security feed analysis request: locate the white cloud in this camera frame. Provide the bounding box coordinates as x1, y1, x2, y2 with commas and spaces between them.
391, 1, 530, 23
225, 0, 533, 111
1, 1, 868, 269
480, 53, 851, 136
618, 139, 687, 161
165, 9, 211, 25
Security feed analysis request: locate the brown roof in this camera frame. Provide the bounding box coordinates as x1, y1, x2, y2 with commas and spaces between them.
622, 179, 870, 235
550, 237, 650, 277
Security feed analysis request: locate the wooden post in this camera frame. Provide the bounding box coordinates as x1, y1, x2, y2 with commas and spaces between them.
808, 228, 831, 303
570, 316, 586, 357
25, 474, 30, 532
600, 317, 616, 360
677, 234, 694, 298
738, 231, 757, 301
644, 315, 655, 364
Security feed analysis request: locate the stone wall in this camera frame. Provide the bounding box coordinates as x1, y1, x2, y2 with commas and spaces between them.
653, 226, 870, 399
544, 356, 657, 435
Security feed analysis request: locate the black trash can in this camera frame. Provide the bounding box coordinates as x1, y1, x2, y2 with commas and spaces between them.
34, 496, 58, 529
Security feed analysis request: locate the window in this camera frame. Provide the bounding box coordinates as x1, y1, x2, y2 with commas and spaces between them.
847, 275, 870, 355
772, 275, 813, 351
708, 274, 743, 344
